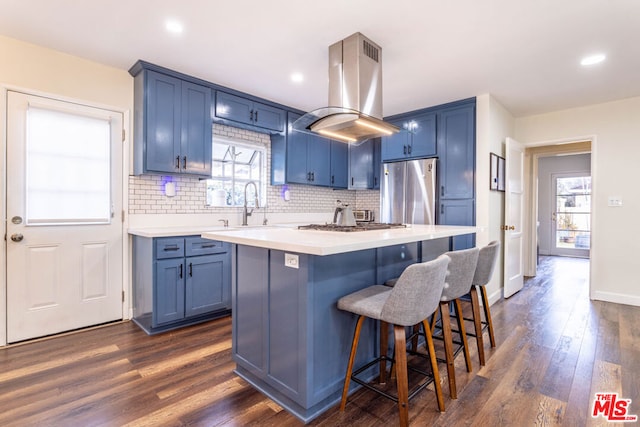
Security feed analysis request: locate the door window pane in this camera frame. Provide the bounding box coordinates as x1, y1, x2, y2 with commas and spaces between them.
27, 107, 111, 224
555, 176, 591, 249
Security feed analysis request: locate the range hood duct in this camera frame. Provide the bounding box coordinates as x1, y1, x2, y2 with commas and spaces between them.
293, 32, 399, 143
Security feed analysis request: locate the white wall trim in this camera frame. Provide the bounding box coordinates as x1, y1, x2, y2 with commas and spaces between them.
0, 87, 8, 347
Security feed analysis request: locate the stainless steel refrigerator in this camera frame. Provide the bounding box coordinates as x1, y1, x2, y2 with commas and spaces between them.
380, 158, 437, 225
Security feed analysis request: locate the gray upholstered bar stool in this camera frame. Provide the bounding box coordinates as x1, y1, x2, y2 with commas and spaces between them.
463, 240, 500, 366
428, 246, 479, 400
337, 255, 450, 426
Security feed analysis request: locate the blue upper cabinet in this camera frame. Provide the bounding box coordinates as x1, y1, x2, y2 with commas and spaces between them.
181, 81, 214, 176
381, 113, 436, 161
215, 91, 285, 133
330, 140, 348, 189
348, 139, 375, 189
131, 66, 212, 177
278, 112, 331, 187
437, 103, 475, 200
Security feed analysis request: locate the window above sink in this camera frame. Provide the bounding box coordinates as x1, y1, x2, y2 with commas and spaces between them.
206, 135, 267, 208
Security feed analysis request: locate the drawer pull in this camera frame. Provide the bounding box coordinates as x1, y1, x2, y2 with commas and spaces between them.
163, 246, 180, 251
200, 244, 217, 248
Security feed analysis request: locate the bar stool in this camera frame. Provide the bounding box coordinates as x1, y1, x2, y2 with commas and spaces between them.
337, 255, 450, 426
463, 240, 500, 366
428, 247, 479, 400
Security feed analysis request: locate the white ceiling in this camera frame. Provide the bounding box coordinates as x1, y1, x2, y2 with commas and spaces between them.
1, 0, 639, 117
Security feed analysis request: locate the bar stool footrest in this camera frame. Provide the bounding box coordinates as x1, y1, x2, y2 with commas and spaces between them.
350, 355, 437, 403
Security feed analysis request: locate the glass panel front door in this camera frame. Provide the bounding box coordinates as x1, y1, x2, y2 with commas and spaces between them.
553, 174, 591, 257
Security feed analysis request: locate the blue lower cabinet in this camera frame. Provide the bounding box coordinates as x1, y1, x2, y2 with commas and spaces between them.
439, 198, 476, 249
132, 235, 231, 335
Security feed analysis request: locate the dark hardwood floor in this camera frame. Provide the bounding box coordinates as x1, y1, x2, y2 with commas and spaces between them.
1, 256, 639, 426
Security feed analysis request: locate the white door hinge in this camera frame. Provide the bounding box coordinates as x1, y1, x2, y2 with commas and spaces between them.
122, 129, 125, 142
122, 210, 125, 223
122, 291, 125, 302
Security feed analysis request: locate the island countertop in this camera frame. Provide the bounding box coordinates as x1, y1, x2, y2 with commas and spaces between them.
201, 224, 478, 256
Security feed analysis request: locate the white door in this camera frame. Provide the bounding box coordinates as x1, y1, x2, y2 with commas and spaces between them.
503, 137, 525, 298
6, 91, 123, 343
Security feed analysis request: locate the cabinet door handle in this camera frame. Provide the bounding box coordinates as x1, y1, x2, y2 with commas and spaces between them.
179, 263, 183, 279
408, 145, 412, 154
374, 177, 378, 187
189, 262, 193, 277
254, 110, 258, 122
182, 156, 187, 170
403, 145, 407, 155
331, 175, 335, 185
441, 204, 444, 215
351, 177, 354, 186
441, 186, 444, 196
311, 172, 315, 181
175, 156, 180, 169
250, 110, 254, 121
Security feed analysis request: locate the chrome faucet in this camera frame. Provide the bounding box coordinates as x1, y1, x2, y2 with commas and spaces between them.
242, 181, 260, 226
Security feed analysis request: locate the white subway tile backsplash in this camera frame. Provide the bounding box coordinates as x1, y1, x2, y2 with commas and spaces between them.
129, 124, 378, 216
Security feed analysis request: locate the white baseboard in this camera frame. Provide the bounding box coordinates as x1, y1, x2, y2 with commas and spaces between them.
592, 291, 640, 307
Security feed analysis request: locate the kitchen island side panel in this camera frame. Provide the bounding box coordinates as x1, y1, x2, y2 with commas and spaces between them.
267, 250, 310, 404
308, 249, 379, 405
233, 245, 269, 378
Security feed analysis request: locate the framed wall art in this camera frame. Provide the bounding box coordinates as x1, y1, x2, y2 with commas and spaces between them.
490, 152, 505, 191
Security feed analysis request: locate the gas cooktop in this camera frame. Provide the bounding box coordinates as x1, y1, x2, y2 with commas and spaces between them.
297, 223, 406, 232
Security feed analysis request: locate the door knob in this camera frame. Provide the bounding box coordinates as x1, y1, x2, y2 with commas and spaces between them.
508, 225, 515, 230
11, 233, 24, 242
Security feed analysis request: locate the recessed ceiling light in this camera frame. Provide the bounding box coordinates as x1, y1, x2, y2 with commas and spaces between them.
165, 20, 184, 34
291, 72, 304, 83
580, 53, 606, 66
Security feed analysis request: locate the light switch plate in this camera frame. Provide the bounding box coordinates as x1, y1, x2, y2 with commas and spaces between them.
285, 253, 299, 269
608, 197, 623, 207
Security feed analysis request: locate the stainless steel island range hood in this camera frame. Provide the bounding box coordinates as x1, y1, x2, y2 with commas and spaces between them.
293, 32, 399, 143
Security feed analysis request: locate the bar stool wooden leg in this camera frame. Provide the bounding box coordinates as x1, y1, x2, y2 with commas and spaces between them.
439, 301, 457, 399
379, 320, 388, 384
469, 286, 486, 365
480, 285, 496, 347
453, 298, 472, 373
421, 319, 445, 412
340, 315, 365, 411
393, 325, 409, 427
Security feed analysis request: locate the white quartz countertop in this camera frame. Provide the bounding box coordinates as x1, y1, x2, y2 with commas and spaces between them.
128, 225, 232, 238
201, 224, 479, 256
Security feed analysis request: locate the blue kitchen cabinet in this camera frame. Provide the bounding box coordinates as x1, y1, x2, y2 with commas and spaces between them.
132, 235, 231, 334
381, 112, 436, 161
131, 67, 212, 177
283, 112, 331, 186
330, 140, 348, 188
373, 138, 381, 189
155, 257, 185, 325
215, 91, 285, 132
348, 138, 375, 189
439, 198, 475, 250
437, 103, 475, 200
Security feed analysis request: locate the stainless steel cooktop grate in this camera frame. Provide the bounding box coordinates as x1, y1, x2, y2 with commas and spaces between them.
297, 223, 406, 232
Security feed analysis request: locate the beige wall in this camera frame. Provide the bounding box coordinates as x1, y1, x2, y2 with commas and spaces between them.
0, 35, 133, 345
476, 94, 515, 303
515, 96, 640, 306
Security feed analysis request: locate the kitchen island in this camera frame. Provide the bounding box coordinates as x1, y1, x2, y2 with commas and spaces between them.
201, 224, 477, 423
